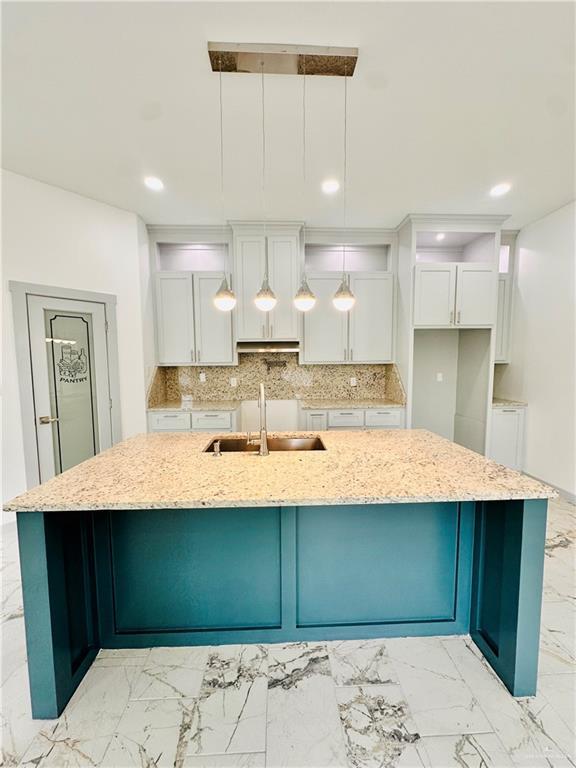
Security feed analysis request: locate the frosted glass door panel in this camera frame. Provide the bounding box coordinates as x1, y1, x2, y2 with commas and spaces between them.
28, 295, 112, 483
45, 311, 99, 473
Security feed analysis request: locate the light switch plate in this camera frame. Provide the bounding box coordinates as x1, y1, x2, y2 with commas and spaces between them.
436, 372, 443, 382
230, 377, 238, 387
199, 372, 207, 383
350, 377, 357, 387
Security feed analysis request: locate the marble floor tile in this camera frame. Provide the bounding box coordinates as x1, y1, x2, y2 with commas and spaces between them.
336, 683, 421, 768
1, 580, 23, 624
1, 613, 27, 686
386, 637, 492, 737
536, 674, 576, 735
132, 646, 210, 700
266, 642, 348, 768
101, 698, 197, 767
328, 638, 398, 687
186, 644, 269, 757
415, 733, 515, 767
19, 665, 142, 767
183, 754, 265, 767
94, 648, 150, 668
443, 637, 575, 768
0, 662, 57, 767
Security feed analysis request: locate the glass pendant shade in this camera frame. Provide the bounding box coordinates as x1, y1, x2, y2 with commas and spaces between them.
213, 276, 237, 311
293, 276, 316, 312
254, 277, 277, 312
332, 277, 356, 312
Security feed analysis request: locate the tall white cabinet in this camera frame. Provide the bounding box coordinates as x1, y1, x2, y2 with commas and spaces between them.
232, 223, 301, 341
155, 271, 235, 365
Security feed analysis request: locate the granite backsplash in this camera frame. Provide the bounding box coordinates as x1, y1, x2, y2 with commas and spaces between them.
147, 354, 406, 407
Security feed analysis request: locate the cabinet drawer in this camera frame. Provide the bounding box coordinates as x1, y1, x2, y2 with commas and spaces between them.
365, 409, 404, 428
306, 411, 328, 431
148, 412, 191, 431
191, 411, 232, 430
328, 410, 365, 429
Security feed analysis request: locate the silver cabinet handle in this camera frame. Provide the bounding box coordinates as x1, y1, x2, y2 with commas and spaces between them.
163, 414, 180, 419
339, 412, 354, 416
191, 349, 195, 361
197, 349, 201, 362
270, 324, 274, 339
457, 310, 461, 324
262, 324, 266, 339
344, 348, 348, 361
202, 414, 219, 418
502, 409, 517, 413
39, 416, 59, 424
350, 348, 353, 361
449, 310, 454, 325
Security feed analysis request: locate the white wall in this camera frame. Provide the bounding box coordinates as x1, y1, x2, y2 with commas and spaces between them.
2, 171, 149, 505
495, 201, 576, 497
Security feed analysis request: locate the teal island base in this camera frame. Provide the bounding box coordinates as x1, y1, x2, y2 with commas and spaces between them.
16, 499, 547, 718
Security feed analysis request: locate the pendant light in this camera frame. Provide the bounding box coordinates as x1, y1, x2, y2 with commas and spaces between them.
213, 56, 237, 312
293, 55, 316, 313
254, 61, 277, 313
332, 64, 355, 312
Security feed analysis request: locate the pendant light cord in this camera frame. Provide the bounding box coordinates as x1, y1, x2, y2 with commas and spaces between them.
302, 55, 306, 269
218, 56, 229, 280
261, 60, 269, 280
342, 62, 348, 279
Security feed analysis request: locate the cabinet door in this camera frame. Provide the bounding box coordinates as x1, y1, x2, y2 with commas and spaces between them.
193, 273, 235, 365
301, 275, 348, 363
268, 234, 300, 340
489, 408, 524, 470
305, 411, 328, 430
349, 273, 394, 362
233, 235, 267, 341
155, 272, 195, 364
455, 264, 497, 327
413, 264, 457, 327
495, 276, 510, 362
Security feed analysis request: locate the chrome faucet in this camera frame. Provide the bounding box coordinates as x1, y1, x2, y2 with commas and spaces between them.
258, 382, 269, 456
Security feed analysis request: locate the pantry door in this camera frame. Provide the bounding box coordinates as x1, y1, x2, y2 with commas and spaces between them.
27, 295, 113, 482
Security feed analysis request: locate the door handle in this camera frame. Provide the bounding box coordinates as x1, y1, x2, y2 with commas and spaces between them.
39, 416, 59, 424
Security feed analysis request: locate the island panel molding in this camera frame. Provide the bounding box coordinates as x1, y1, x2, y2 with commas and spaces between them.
15, 496, 545, 718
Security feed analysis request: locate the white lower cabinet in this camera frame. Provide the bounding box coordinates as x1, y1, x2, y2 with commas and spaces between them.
301, 407, 405, 431
147, 410, 237, 433
488, 407, 525, 470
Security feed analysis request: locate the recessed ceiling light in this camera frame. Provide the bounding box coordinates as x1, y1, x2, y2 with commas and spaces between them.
436, 233, 446, 242
321, 179, 340, 195
489, 182, 511, 198
144, 176, 164, 191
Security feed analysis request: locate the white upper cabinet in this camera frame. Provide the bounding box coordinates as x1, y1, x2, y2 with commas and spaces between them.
349, 273, 394, 362
495, 275, 510, 362
193, 272, 234, 365
232, 226, 301, 341
455, 264, 497, 326
413, 263, 496, 328
413, 264, 457, 327
233, 234, 267, 341
267, 234, 300, 340
301, 274, 348, 363
156, 272, 195, 365
302, 272, 394, 364
155, 272, 234, 366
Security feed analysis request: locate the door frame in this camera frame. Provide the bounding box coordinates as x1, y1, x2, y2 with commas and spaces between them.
10, 282, 122, 489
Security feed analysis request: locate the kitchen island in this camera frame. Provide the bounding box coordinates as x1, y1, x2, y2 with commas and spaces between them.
6, 429, 555, 717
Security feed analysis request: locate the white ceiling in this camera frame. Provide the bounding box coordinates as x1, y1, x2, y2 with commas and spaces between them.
3, 2, 574, 229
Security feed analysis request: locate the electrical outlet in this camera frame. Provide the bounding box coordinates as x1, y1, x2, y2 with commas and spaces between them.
199, 372, 207, 383
350, 377, 357, 387
230, 377, 238, 388
436, 372, 443, 382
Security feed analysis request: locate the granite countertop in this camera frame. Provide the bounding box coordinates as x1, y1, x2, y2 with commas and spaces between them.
492, 398, 528, 408
300, 399, 405, 410
148, 400, 241, 412
6, 429, 555, 513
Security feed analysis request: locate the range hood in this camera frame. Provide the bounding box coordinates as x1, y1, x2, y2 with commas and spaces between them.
237, 341, 299, 354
